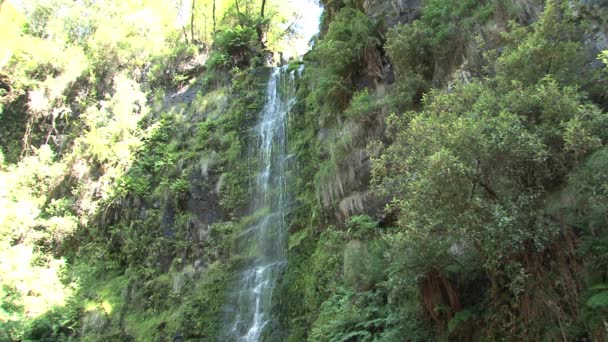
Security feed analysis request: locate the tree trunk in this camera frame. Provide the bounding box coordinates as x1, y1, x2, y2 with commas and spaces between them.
212, 0, 216, 33
256, 0, 268, 48
190, 0, 196, 43
235, 0, 244, 26
182, 26, 189, 44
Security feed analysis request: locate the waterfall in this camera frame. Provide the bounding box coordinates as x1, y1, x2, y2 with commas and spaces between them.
224, 66, 300, 341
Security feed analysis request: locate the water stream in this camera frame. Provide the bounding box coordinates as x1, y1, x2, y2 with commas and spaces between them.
224, 66, 299, 341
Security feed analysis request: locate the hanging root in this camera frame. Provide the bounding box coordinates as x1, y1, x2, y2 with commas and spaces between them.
419, 268, 462, 324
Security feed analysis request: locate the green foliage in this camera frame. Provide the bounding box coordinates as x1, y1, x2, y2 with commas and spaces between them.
374, 79, 605, 323
205, 70, 267, 214
178, 261, 230, 340
586, 289, 608, 309
386, 0, 494, 83
382, 12, 440, 107
601, 50, 608, 65
493, 0, 585, 88
374, 0, 608, 273
171, 177, 191, 196
369, 1, 608, 339
0, 285, 24, 341
23, 300, 82, 342
3, 0, 608, 340
343, 89, 380, 124
304, 7, 379, 116
385, 19, 432, 79
343, 240, 385, 291
422, 0, 494, 50
309, 288, 391, 342
208, 25, 260, 70
384, 32, 435, 128
208, 222, 236, 257
346, 215, 380, 240
117, 170, 151, 197
448, 309, 473, 334
0, 2, 286, 340
303, 228, 347, 311
552, 146, 608, 282
148, 42, 200, 89
275, 0, 608, 340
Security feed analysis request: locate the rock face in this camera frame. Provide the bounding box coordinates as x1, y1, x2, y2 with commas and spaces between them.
585, 29, 608, 67
312, 0, 420, 225
364, 0, 422, 27
187, 170, 224, 226
576, 1, 608, 68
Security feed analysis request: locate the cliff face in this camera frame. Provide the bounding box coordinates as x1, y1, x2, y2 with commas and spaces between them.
579, 0, 608, 68
311, 0, 608, 226
276, 1, 608, 341
364, 0, 422, 26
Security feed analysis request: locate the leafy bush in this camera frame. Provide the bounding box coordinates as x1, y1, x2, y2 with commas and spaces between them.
309, 288, 391, 342
171, 178, 190, 197
179, 262, 230, 339
343, 89, 380, 124
343, 240, 385, 291
345, 215, 379, 240
303, 228, 346, 311
371, 2, 608, 338
493, 0, 585, 88
304, 7, 379, 115
386, 0, 494, 82
385, 21, 434, 79
207, 25, 260, 70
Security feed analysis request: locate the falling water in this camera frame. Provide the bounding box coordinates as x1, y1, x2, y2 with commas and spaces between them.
224, 66, 300, 341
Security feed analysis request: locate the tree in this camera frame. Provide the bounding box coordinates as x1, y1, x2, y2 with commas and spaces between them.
191, 0, 196, 41
213, 0, 216, 33
260, 0, 265, 18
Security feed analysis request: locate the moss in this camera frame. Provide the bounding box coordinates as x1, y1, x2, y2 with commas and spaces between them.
177, 262, 231, 340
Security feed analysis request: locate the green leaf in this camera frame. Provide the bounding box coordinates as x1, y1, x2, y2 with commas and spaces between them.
586, 291, 608, 309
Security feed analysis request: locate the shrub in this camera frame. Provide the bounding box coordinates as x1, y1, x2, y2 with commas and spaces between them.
304, 7, 379, 114
207, 25, 259, 71
343, 89, 380, 124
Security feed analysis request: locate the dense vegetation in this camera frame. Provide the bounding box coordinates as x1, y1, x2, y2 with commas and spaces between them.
0, 0, 298, 340
1, 0, 608, 341
278, 0, 608, 340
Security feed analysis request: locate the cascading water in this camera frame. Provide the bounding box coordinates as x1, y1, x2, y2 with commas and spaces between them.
224, 66, 300, 341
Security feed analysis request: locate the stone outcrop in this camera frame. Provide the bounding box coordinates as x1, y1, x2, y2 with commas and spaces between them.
364, 0, 422, 28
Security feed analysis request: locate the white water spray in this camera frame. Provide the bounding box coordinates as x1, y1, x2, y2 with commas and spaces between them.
224, 66, 300, 341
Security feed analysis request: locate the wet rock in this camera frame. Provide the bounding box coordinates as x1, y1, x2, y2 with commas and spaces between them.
161, 200, 175, 238
187, 171, 224, 226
